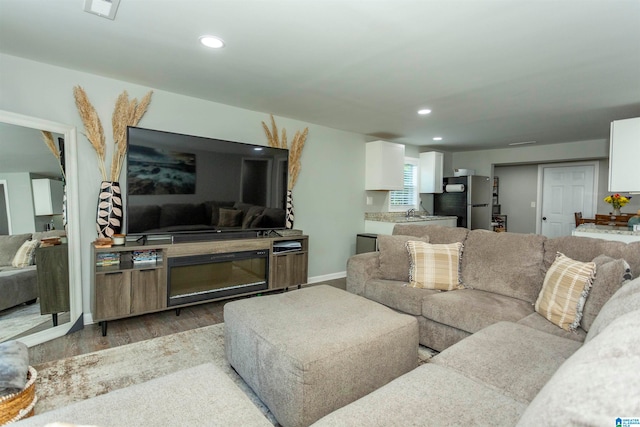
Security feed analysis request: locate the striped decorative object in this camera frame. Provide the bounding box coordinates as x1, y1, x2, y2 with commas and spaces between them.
535, 252, 596, 331
96, 181, 122, 238
286, 189, 294, 229
406, 241, 463, 291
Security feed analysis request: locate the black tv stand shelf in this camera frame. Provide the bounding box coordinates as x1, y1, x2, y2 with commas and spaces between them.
92, 233, 309, 336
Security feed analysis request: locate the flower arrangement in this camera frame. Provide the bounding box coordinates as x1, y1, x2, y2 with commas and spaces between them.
604, 193, 631, 211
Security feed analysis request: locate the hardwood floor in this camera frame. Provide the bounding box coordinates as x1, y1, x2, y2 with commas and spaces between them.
29, 278, 346, 365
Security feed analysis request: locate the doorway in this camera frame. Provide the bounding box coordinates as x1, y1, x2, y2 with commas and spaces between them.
537, 162, 598, 237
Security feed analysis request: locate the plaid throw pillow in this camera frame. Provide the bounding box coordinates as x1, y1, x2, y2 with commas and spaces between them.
406, 241, 463, 291
535, 252, 596, 331
11, 239, 39, 268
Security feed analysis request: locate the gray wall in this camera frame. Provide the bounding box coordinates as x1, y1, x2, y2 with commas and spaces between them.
0, 172, 36, 234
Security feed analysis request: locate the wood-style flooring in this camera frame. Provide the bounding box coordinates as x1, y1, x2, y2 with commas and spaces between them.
29, 278, 346, 365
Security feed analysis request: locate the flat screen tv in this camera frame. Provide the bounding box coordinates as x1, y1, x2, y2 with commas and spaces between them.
125, 126, 289, 237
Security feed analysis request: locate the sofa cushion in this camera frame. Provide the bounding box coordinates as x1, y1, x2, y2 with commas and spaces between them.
159, 203, 207, 228
377, 235, 429, 282
11, 239, 39, 268
516, 309, 640, 426
461, 230, 547, 303
127, 204, 161, 232
517, 313, 586, 342
393, 224, 470, 244
432, 321, 582, 403
581, 255, 632, 331
242, 205, 265, 228
260, 207, 286, 228
422, 289, 534, 334
406, 241, 462, 290
585, 277, 640, 343
545, 235, 640, 278
534, 252, 595, 331
13, 363, 273, 427
364, 279, 438, 315
311, 363, 527, 427
218, 208, 243, 227
0, 234, 32, 267
204, 200, 235, 226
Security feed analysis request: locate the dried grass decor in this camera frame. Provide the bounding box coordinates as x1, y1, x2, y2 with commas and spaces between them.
73, 86, 153, 182
261, 114, 308, 190
40, 130, 66, 180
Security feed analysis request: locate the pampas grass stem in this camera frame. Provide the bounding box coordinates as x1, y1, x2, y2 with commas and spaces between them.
261, 114, 308, 190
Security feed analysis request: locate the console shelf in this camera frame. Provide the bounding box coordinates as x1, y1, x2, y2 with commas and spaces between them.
92, 234, 308, 335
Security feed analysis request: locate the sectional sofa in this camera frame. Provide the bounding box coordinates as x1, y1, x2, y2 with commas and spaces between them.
13, 225, 640, 426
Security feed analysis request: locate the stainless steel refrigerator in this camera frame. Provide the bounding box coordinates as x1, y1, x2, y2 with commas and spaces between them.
433, 175, 492, 229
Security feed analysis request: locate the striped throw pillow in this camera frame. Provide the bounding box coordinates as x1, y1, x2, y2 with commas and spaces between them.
406, 241, 463, 291
535, 252, 596, 331
11, 239, 39, 268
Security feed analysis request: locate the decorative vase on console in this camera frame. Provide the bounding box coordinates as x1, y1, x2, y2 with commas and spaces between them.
286, 189, 294, 229
96, 181, 122, 238
613, 207, 621, 216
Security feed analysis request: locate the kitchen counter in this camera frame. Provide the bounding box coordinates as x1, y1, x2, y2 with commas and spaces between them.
572, 224, 640, 243
364, 213, 457, 234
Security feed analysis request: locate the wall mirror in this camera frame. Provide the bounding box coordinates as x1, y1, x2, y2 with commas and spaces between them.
0, 110, 83, 346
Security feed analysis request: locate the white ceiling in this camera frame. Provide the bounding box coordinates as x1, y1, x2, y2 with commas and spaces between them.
1, 0, 639, 151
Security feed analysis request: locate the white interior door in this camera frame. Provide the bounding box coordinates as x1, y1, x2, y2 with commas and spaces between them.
538, 162, 597, 238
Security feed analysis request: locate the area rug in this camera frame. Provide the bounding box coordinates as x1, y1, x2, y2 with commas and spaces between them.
33, 323, 278, 424
33, 322, 436, 424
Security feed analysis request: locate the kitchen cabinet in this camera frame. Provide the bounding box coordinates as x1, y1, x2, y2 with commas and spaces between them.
419, 151, 443, 193
608, 117, 640, 192
32, 178, 64, 216
365, 141, 404, 190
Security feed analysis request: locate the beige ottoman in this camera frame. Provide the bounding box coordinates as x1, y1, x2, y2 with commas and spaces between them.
224, 285, 419, 427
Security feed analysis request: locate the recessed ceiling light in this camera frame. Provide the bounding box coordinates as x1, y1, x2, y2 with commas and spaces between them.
200, 36, 225, 49
417, 109, 432, 115
508, 140, 537, 146
433, 137, 443, 141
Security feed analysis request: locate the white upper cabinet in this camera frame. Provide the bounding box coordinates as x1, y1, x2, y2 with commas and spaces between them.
32, 178, 64, 216
608, 117, 640, 192
365, 141, 404, 190
419, 151, 444, 193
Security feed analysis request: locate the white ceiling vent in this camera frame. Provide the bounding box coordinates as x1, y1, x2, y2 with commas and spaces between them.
84, 0, 121, 20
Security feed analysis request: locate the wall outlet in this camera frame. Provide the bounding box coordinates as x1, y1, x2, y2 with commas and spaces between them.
366, 196, 373, 205
530, 201, 536, 208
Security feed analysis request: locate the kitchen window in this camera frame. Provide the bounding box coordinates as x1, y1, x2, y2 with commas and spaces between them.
389, 157, 419, 212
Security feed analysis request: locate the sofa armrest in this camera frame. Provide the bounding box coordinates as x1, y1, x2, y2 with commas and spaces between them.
346, 252, 381, 296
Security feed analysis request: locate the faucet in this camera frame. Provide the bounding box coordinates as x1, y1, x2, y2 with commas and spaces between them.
406, 208, 416, 218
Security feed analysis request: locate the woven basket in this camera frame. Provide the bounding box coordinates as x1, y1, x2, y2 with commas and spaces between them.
0, 366, 38, 425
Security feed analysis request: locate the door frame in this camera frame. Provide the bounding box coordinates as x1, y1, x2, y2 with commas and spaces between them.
535, 161, 599, 235
0, 180, 12, 235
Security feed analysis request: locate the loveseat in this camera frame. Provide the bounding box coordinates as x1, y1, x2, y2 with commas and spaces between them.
127, 201, 286, 234
1, 230, 67, 312
0, 234, 39, 312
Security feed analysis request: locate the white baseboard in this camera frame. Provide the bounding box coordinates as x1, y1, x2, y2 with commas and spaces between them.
84, 312, 95, 325
307, 271, 346, 284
